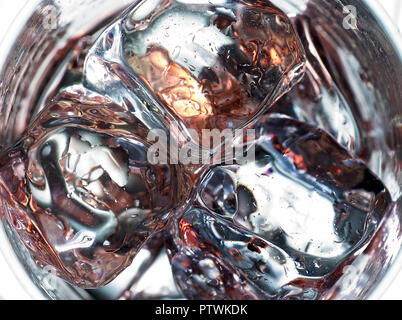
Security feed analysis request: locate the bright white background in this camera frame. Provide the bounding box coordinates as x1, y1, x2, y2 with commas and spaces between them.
0, 0, 401, 300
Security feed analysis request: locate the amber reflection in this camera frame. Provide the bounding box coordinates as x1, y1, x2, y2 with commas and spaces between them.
126, 47, 256, 135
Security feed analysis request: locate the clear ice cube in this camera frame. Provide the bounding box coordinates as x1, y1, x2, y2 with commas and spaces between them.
168, 115, 392, 299
0, 89, 189, 288
83, 0, 305, 146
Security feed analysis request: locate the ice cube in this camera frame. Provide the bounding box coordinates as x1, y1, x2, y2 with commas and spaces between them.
175, 115, 392, 298
0, 89, 189, 288
84, 0, 305, 147
166, 208, 313, 299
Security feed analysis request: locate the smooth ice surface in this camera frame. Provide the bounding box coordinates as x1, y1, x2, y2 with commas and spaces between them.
0, 89, 189, 288
84, 0, 305, 146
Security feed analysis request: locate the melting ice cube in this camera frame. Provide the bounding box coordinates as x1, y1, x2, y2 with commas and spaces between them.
200, 115, 391, 271
84, 0, 305, 147
168, 115, 392, 299
0, 89, 189, 288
